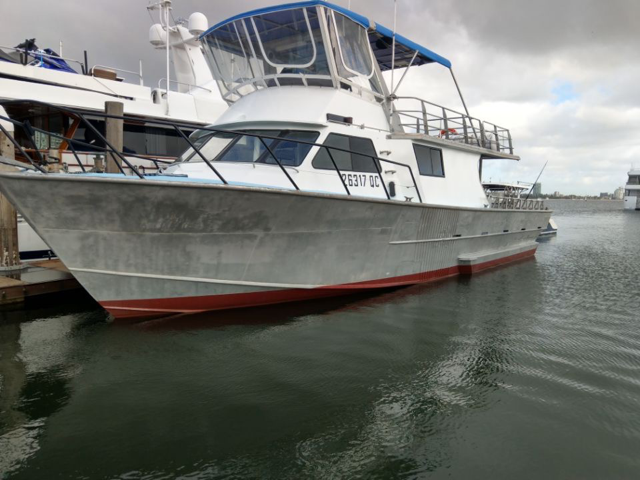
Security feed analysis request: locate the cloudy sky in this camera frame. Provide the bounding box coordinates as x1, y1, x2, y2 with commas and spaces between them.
3, 0, 639, 194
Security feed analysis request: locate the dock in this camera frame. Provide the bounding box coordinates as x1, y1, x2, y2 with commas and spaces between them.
0, 259, 82, 305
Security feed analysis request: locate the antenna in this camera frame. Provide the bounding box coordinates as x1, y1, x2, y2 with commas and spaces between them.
525, 161, 549, 201
390, 0, 397, 92
149, 0, 173, 114
163, 0, 171, 115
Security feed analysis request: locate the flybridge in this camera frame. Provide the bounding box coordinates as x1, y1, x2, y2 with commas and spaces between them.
201, 1, 451, 70
200, 1, 516, 158
199, 1, 451, 103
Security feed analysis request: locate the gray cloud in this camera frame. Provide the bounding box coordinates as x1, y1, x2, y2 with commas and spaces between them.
2, 0, 638, 194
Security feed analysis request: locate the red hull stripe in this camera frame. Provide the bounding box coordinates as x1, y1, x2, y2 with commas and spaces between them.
101, 248, 537, 319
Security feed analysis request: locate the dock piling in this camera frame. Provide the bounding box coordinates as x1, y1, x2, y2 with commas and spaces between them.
0, 125, 20, 270
105, 101, 124, 174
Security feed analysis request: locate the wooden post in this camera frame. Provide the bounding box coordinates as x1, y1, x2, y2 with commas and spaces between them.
105, 101, 124, 174
0, 127, 20, 268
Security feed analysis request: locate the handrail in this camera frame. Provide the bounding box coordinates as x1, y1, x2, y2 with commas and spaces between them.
158, 78, 213, 93
0, 46, 147, 85
393, 96, 514, 155
0, 100, 424, 203
487, 195, 546, 211
93, 64, 143, 82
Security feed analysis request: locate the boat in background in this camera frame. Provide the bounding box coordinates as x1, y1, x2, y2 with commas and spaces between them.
483, 181, 532, 199
623, 166, 640, 210
539, 218, 558, 236
0, 0, 229, 258
0, 1, 551, 320
0, 0, 227, 172
483, 181, 557, 237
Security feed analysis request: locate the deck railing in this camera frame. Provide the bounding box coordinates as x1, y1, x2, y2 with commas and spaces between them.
488, 196, 545, 211
0, 100, 422, 203
393, 96, 514, 155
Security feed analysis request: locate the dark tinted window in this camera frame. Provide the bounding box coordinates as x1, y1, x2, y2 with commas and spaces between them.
413, 144, 445, 177
71, 120, 105, 152
213, 130, 319, 167
312, 133, 378, 172
72, 122, 192, 157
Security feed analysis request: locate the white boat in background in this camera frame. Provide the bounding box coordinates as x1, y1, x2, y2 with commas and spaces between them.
623, 166, 640, 210
483, 181, 557, 237
539, 218, 558, 236
0, 1, 551, 320
483, 181, 532, 199
0, 0, 228, 258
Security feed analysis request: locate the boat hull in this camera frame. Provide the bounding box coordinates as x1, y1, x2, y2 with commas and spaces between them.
0, 173, 551, 319
624, 195, 639, 210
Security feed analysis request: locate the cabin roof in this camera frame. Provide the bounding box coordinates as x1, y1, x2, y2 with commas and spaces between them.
200, 1, 452, 70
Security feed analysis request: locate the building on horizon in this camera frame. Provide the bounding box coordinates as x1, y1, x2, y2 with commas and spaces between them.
614, 187, 624, 200
532, 183, 542, 197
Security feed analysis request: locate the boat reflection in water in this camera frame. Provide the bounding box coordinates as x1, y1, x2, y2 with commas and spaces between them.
0, 1, 551, 320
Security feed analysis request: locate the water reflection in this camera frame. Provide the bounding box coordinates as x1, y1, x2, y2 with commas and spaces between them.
2, 201, 640, 479
0, 322, 30, 475
0, 299, 103, 477
134, 290, 393, 331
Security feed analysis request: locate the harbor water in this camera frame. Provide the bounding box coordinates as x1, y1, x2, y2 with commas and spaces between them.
1, 199, 639, 479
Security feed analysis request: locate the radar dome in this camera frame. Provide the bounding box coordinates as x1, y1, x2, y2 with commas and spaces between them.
149, 24, 166, 47
188, 12, 208, 36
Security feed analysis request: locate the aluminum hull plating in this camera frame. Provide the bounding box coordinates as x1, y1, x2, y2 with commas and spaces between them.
0, 173, 551, 319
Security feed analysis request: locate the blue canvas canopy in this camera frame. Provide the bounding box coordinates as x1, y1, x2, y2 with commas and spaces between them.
201, 1, 451, 70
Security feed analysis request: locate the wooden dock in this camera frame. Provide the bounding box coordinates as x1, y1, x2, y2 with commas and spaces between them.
0, 259, 83, 305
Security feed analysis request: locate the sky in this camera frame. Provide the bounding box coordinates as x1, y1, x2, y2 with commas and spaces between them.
2, 0, 639, 195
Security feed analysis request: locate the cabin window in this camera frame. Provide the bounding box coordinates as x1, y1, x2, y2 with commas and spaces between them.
10, 111, 68, 151
332, 12, 374, 78
251, 9, 316, 68
204, 22, 256, 96
629, 176, 640, 185
182, 130, 319, 167
70, 120, 105, 152
312, 133, 379, 172
327, 12, 383, 94
202, 8, 332, 101
413, 144, 445, 177
71, 122, 191, 157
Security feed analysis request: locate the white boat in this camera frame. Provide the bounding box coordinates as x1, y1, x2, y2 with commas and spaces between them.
623, 166, 640, 210
483, 181, 532, 199
0, 1, 228, 258
539, 218, 558, 236
0, 1, 551, 319
483, 181, 557, 236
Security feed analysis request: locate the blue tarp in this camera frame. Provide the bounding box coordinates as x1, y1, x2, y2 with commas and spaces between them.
200, 1, 451, 70
36, 49, 77, 74
0, 45, 77, 73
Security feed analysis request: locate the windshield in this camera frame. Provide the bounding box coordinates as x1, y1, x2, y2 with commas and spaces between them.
329, 12, 383, 94
202, 7, 331, 100
250, 9, 316, 68
180, 130, 319, 167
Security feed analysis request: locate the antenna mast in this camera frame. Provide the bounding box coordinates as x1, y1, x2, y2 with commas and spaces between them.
390, 0, 397, 93
163, 0, 171, 115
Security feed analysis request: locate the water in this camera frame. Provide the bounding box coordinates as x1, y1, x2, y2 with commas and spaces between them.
1, 200, 639, 479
